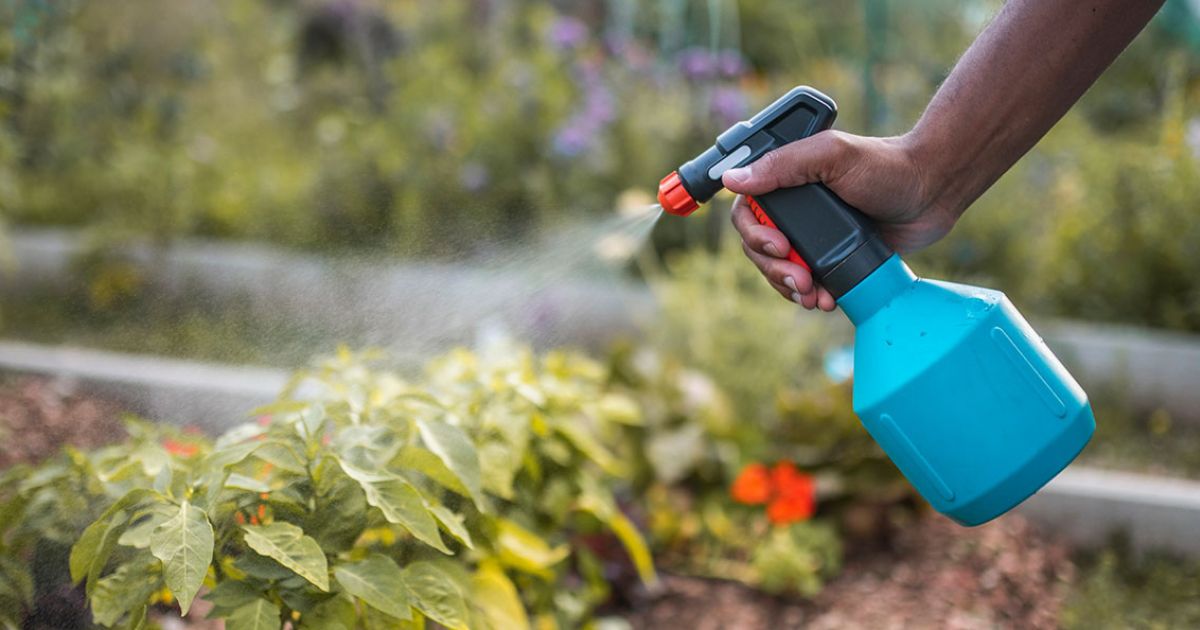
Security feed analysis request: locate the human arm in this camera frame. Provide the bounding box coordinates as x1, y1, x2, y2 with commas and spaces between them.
724, 0, 1166, 311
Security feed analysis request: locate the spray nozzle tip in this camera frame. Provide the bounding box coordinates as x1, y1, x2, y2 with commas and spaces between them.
657, 171, 699, 216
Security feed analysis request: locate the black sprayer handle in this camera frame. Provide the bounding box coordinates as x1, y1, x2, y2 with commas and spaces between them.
669, 86, 893, 297
749, 183, 891, 298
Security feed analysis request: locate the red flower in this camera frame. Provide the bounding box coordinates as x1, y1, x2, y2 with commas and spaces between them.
730, 461, 816, 525
162, 439, 199, 458
731, 463, 772, 505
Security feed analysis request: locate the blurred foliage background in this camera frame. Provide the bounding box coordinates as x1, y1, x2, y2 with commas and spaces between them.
1, 0, 1198, 330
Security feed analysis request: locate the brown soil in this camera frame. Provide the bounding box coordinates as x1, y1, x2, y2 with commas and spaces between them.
0, 376, 128, 468
624, 514, 1073, 630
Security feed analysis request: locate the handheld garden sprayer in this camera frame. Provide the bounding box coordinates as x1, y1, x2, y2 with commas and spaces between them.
657, 86, 1094, 526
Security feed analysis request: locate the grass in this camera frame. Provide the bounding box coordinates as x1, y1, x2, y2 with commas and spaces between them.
1063, 544, 1200, 629
1080, 388, 1200, 480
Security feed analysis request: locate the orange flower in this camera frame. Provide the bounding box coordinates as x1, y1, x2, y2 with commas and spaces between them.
163, 439, 199, 458
766, 492, 815, 524
730, 461, 817, 525
731, 463, 772, 504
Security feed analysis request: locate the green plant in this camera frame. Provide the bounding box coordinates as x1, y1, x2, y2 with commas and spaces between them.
0, 345, 662, 629
1063, 546, 1200, 628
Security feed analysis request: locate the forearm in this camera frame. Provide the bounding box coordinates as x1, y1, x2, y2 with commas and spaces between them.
906, 0, 1164, 220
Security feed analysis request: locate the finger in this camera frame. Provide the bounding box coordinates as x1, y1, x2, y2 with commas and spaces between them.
741, 241, 815, 295
722, 130, 852, 196
816, 286, 837, 312
731, 196, 792, 259
799, 290, 819, 310
766, 278, 797, 303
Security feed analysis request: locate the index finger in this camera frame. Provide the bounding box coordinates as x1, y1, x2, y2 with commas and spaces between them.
731, 195, 791, 259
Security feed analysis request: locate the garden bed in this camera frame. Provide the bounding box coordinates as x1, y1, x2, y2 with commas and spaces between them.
3, 372, 1199, 629
624, 514, 1071, 629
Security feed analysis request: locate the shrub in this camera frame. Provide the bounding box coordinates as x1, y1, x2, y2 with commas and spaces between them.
0, 345, 667, 629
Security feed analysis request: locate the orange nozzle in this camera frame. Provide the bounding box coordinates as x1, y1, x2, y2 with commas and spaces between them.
658, 171, 699, 216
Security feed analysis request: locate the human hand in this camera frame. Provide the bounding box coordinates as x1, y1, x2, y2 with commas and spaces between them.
723, 131, 956, 310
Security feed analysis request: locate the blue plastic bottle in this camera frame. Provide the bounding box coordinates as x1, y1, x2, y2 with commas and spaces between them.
842, 255, 1094, 525
659, 86, 1094, 525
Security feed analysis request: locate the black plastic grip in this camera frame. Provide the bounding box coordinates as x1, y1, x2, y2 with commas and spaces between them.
753, 184, 891, 298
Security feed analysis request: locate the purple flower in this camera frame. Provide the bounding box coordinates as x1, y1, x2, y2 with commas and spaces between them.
678, 47, 717, 80
548, 16, 589, 51
710, 86, 748, 125
552, 124, 594, 157
583, 86, 615, 126
717, 50, 747, 78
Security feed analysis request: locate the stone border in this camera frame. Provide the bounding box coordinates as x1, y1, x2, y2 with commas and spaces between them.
2, 338, 1198, 558
6, 228, 1199, 423
1018, 467, 1200, 558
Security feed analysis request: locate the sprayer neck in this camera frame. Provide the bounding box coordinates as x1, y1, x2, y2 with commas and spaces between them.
837, 255, 917, 325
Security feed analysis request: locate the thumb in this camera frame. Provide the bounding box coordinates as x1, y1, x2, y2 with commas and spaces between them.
721, 131, 849, 196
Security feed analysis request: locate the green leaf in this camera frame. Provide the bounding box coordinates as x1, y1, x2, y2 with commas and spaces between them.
234, 554, 295, 581
578, 490, 658, 585
428, 504, 473, 549
300, 594, 357, 630
225, 473, 272, 494
554, 421, 622, 475
70, 510, 129, 592
70, 489, 162, 586
334, 554, 412, 621
397, 446, 470, 499
403, 561, 469, 630
252, 441, 307, 474
303, 457, 368, 553
117, 503, 176, 550
89, 558, 161, 627
202, 579, 264, 619
225, 597, 281, 630
149, 500, 215, 616
495, 518, 568, 578
340, 463, 450, 554
414, 420, 485, 509
470, 563, 529, 630
241, 522, 329, 591
121, 605, 147, 630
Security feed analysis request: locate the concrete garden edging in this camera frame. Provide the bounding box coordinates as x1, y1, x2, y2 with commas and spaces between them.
2, 338, 1198, 558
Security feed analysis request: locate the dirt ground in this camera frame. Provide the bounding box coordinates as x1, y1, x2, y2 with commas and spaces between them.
0, 375, 128, 468
623, 514, 1074, 630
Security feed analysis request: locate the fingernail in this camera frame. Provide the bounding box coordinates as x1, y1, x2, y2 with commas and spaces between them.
791, 292, 803, 304
725, 166, 751, 184
764, 243, 782, 257
784, 276, 797, 292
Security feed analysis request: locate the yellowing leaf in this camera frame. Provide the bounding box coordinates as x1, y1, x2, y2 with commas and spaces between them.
427, 503, 473, 549
241, 522, 329, 592
495, 519, 568, 578
149, 501, 215, 616
595, 393, 643, 426
333, 554, 412, 621
470, 563, 529, 630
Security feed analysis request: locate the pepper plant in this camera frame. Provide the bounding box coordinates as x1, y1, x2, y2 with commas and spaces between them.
0, 345, 660, 629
